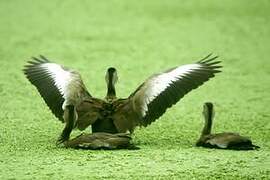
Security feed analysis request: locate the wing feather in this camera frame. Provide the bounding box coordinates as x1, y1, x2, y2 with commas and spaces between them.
23, 55, 92, 122
129, 54, 222, 127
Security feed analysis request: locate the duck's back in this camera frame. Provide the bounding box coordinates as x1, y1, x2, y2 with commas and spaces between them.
75, 98, 102, 130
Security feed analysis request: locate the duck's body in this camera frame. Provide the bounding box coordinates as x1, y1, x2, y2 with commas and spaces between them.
24, 54, 222, 144
196, 102, 259, 150
64, 132, 132, 150
196, 132, 257, 150
75, 97, 136, 134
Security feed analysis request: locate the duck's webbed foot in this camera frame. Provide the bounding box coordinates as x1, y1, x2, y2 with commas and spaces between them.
56, 128, 71, 145
64, 132, 139, 150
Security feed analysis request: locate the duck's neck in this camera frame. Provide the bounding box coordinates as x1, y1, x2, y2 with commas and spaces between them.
201, 106, 213, 136
106, 80, 116, 100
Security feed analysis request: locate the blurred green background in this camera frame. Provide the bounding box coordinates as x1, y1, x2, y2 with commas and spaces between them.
0, 0, 269, 179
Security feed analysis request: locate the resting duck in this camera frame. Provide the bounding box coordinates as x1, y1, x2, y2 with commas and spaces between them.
24, 54, 221, 143
196, 102, 260, 150
64, 132, 133, 150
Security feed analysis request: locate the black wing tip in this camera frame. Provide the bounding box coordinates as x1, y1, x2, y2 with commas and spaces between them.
198, 53, 219, 64
198, 53, 213, 61
197, 54, 222, 73
23, 55, 51, 73
39, 55, 50, 61
34, 55, 50, 62
27, 55, 50, 65
252, 144, 260, 149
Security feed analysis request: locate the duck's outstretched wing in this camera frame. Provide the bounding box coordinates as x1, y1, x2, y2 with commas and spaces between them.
24, 56, 102, 142
23, 55, 92, 122
113, 54, 222, 132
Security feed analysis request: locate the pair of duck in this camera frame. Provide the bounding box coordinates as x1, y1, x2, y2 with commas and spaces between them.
23, 54, 259, 150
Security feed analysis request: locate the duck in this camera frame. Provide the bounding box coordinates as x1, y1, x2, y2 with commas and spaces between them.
196, 102, 260, 150
23, 54, 222, 144
64, 132, 133, 150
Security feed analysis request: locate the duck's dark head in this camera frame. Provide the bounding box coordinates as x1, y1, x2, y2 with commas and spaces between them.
105, 67, 118, 100
199, 102, 215, 136
203, 102, 215, 122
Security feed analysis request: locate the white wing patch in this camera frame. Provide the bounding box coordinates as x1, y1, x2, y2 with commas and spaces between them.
42, 63, 71, 96
41, 63, 84, 109
141, 64, 201, 116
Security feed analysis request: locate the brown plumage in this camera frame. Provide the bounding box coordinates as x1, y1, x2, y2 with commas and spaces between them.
196, 102, 260, 150
23, 54, 221, 144
64, 132, 133, 150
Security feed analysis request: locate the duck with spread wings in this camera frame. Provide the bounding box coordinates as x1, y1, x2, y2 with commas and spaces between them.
23, 54, 222, 145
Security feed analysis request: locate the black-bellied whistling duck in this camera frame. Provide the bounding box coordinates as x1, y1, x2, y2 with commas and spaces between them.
64, 132, 133, 150
23, 54, 221, 145
196, 102, 260, 150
